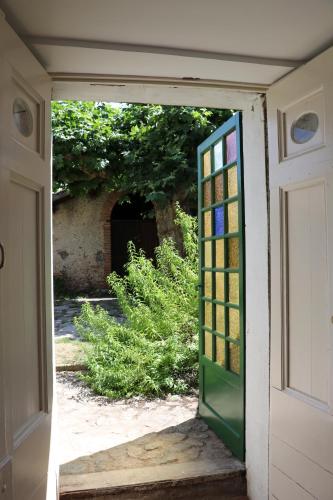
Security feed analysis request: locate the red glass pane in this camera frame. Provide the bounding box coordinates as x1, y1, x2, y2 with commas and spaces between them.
226, 130, 237, 164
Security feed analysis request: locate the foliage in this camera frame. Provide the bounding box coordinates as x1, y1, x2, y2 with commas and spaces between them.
74, 207, 199, 398
52, 101, 232, 207
53, 275, 78, 299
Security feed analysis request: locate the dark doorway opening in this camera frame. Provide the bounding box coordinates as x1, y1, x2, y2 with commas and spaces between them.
111, 195, 159, 275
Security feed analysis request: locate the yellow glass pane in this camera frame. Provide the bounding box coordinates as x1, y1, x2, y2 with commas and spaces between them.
215, 336, 225, 366
203, 150, 211, 177
229, 308, 240, 340
215, 272, 224, 302
216, 304, 225, 333
204, 331, 212, 359
215, 239, 224, 268
204, 301, 212, 329
204, 272, 212, 298
229, 273, 239, 305
204, 241, 212, 268
214, 173, 223, 203
227, 165, 238, 198
228, 202, 238, 233
203, 181, 211, 207
229, 343, 240, 374
214, 140, 223, 171
228, 238, 239, 268
204, 211, 212, 237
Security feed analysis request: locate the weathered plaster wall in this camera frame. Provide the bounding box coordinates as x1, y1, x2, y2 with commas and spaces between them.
53, 192, 119, 291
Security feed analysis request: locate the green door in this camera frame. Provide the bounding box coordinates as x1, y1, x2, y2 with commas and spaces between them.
198, 112, 245, 460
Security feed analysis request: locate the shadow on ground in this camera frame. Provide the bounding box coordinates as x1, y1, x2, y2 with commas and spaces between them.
60, 417, 240, 476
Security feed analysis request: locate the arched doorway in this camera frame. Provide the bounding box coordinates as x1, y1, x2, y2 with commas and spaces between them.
111, 195, 159, 275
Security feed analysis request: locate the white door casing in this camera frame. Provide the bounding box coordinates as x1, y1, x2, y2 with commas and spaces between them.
268, 47, 333, 499
0, 17, 55, 500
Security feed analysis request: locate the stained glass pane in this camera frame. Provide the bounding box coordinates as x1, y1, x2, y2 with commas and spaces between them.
204, 241, 212, 268
214, 173, 223, 203
215, 239, 225, 268
229, 273, 239, 305
228, 202, 238, 233
204, 301, 212, 329
214, 140, 223, 171
216, 272, 224, 302
215, 336, 225, 366
228, 238, 239, 268
226, 130, 237, 164
229, 343, 240, 374
214, 207, 224, 236
204, 211, 212, 237
227, 165, 238, 198
205, 331, 212, 359
204, 272, 212, 298
203, 181, 211, 207
203, 150, 211, 177
216, 304, 225, 333
229, 308, 240, 340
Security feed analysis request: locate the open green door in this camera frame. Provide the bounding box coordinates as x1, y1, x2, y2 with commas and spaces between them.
198, 112, 245, 460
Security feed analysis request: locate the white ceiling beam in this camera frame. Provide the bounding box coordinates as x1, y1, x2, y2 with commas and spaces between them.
50, 72, 269, 93
25, 36, 301, 69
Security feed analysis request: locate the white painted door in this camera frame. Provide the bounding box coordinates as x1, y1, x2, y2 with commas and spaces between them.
0, 17, 55, 500
268, 47, 333, 499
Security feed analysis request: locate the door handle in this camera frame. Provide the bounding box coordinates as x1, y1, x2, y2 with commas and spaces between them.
0, 243, 4, 269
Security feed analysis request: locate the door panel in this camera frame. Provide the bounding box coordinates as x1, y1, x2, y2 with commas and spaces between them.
198, 112, 245, 460
286, 181, 329, 403
8, 176, 45, 438
0, 17, 53, 500
271, 436, 333, 499
268, 47, 333, 499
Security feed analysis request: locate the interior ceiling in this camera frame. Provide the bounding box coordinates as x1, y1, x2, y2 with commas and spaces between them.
1, 0, 333, 92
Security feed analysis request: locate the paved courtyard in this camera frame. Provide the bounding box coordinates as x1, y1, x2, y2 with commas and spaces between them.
57, 371, 200, 468
55, 298, 244, 497
54, 297, 124, 340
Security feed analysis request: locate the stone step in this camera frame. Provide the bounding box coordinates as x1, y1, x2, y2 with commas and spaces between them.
60, 470, 247, 500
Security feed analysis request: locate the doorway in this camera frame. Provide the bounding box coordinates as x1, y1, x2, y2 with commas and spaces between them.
52, 105, 248, 498
0, 21, 270, 495
111, 195, 159, 275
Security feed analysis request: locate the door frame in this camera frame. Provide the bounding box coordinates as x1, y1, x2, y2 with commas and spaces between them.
53, 82, 270, 499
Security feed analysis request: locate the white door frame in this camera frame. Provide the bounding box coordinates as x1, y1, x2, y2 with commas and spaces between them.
53, 82, 270, 499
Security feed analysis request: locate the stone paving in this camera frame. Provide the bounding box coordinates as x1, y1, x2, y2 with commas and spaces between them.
57, 373, 244, 497
54, 297, 124, 339
57, 371, 200, 468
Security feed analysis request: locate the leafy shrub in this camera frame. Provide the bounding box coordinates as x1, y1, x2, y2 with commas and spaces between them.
53, 274, 78, 299
75, 207, 199, 398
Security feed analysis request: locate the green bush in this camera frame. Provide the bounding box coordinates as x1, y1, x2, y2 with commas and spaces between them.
75, 206, 199, 398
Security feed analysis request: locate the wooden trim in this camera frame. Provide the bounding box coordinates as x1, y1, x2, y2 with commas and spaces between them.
49, 72, 270, 93
27, 36, 300, 68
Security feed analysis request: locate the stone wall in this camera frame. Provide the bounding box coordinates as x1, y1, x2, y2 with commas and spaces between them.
53, 192, 120, 292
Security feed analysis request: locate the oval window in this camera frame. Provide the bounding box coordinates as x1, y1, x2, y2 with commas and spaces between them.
13, 98, 33, 137
291, 112, 319, 144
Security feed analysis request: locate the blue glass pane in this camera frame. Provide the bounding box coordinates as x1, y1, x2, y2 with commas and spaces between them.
214, 206, 224, 236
